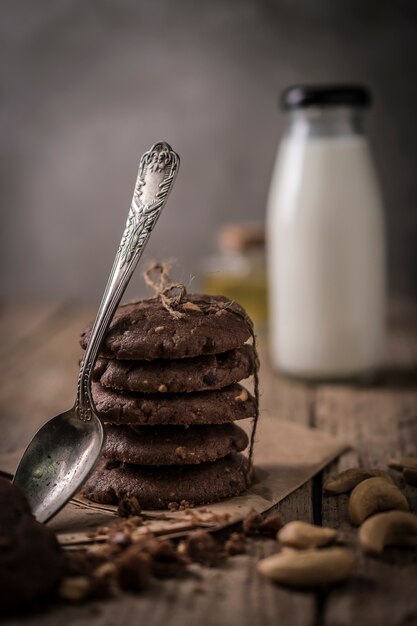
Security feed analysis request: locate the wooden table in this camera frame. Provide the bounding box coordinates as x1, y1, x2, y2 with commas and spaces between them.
1, 301, 417, 626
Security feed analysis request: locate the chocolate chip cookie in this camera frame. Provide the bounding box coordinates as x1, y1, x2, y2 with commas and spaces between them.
82, 453, 249, 509
92, 345, 256, 394
92, 382, 255, 425
103, 423, 249, 465
80, 294, 252, 360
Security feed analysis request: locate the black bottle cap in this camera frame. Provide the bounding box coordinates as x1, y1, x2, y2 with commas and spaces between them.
281, 85, 372, 110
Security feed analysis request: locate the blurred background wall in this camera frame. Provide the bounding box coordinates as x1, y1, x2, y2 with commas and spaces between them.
1, 0, 416, 301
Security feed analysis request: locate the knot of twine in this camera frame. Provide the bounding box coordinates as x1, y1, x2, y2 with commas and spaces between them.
144, 262, 187, 320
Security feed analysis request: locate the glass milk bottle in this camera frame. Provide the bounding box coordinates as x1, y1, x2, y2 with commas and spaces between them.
266, 85, 386, 379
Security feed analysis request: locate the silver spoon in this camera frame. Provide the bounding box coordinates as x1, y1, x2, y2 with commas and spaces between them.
13, 141, 180, 523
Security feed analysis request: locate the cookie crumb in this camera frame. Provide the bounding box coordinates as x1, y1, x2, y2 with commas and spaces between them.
158, 384, 168, 393
117, 495, 142, 518
168, 499, 193, 511
182, 302, 203, 313
146, 539, 187, 578
258, 514, 283, 536
93, 562, 117, 581
86, 543, 118, 562
59, 577, 92, 602
109, 531, 131, 548
224, 532, 246, 555
179, 530, 223, 567
243, 509, 283, 537
175, 446, 187, 460
92, 562, 117, 596
115, 547, 151, 591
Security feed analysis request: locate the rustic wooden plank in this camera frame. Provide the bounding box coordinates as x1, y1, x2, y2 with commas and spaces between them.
315, 385, 417, 626
0, 301, 61, 358
310, 306, 417, 626
0, 304, 95, 451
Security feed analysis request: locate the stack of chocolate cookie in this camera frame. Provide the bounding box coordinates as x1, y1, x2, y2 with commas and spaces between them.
80, 294, 258, 509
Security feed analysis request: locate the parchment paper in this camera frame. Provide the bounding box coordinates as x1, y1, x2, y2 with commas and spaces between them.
0, 416, 347, 547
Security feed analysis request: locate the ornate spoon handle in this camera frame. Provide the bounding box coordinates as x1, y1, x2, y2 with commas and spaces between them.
76, 141, 180, 421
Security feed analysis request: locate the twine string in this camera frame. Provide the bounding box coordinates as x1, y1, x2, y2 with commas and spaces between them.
232, 313, 259, 487
144, 261, 187, 320
247, 329, 260, 480
213, 298, 260, 484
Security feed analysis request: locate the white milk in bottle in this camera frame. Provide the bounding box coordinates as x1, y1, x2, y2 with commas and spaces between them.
266, 85, 386, 379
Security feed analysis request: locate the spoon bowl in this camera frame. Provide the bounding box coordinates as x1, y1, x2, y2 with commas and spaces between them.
14, 409, 104, 523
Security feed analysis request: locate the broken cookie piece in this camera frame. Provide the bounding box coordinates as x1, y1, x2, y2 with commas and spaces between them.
0, 478, 64, 612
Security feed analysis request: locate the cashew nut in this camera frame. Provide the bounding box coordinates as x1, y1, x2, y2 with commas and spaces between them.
403, 468, 417, 486
348, 477, 409, 525
277, 521, 338, 549
359, 511, 417, 555
388, 456, 417, 472
258, 548, 355, 588
324, 468, 393, 494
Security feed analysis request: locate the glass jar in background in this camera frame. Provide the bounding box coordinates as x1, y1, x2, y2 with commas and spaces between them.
266, 85, 386, 379
201, 223, 267, 327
